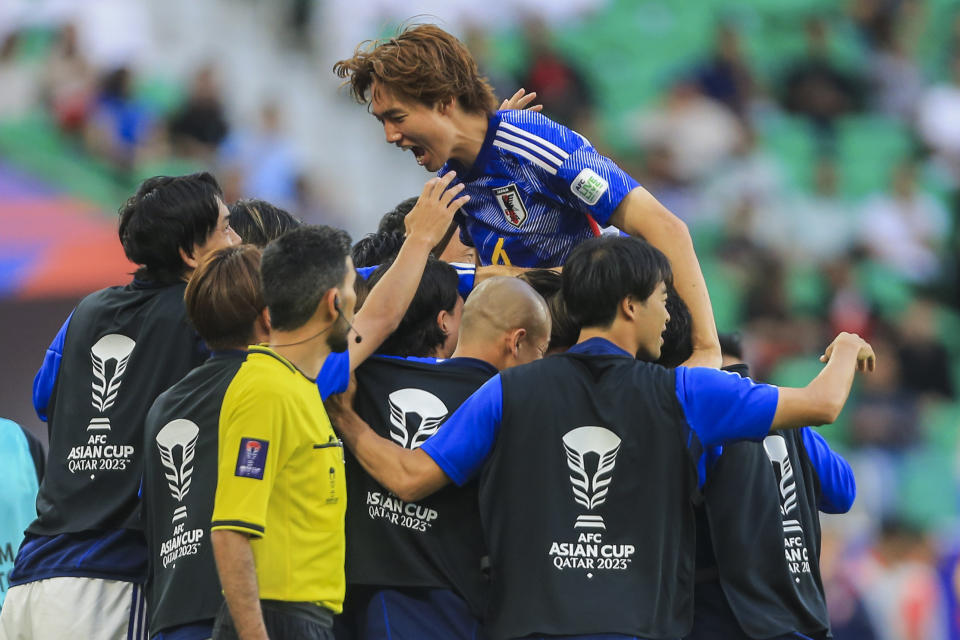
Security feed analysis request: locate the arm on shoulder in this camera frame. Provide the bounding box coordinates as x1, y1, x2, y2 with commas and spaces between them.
326, 395, 449, 502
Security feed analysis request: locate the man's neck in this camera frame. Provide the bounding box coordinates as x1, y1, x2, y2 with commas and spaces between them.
268, 328, 333, 379
448, 111, 491, 169
576, 325, 640, 358
452, 340, 502, 371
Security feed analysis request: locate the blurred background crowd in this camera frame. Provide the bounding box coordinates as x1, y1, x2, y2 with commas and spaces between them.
1, 0, 959, 637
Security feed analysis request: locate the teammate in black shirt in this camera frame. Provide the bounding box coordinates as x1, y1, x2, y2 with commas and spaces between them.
332, 236, 876, 640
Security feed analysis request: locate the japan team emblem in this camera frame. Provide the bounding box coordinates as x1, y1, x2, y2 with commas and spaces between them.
493, 184, 528, 228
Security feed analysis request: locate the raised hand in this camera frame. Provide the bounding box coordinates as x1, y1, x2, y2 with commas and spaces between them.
500, 88, 543, 112
819, 332, 876, 372
404, 171, 471, 249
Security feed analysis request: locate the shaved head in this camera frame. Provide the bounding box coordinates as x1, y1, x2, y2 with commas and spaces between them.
460, 276, 550, 346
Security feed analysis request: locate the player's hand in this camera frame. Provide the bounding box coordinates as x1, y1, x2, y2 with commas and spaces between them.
500, 88, 543, 112
819, 332, 876, 372
404, 171, 470, 248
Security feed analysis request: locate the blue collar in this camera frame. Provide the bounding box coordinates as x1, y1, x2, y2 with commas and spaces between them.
445, 112, 502, 183
566, 337, 633, 358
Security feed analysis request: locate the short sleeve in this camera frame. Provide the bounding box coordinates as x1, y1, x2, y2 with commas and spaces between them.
800, 428, 856, 514
317, 351, 350, 401
550, 146, 641, 226
33, 310, 74, 422
211, 382, 286, 537
420, 375, 503, 486
675, 367, 778, 448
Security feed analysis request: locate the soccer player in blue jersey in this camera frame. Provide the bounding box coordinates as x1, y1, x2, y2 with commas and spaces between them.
335, 24, 721, 366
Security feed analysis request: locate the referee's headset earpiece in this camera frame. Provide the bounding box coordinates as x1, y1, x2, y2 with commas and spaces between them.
333, 295, 341, 313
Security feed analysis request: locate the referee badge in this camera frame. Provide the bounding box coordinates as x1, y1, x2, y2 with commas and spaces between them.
493, 184, 528, 228
235, 438, 269, 479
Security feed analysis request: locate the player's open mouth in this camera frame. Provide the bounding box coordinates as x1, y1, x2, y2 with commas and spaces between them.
411, 146, 427, 165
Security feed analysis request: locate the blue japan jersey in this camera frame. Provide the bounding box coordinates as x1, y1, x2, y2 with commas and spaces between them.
439, 110, 640, 267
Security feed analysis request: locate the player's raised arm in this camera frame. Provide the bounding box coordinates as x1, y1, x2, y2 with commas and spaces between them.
608, 187, 721, 368
349, 172, 469, 369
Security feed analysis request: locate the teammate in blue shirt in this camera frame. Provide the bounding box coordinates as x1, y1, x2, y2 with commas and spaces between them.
330, 236, 876, 640
335, 24, 722, 367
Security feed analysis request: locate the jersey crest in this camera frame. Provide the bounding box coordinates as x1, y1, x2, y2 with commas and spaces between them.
493, 184, 528, 228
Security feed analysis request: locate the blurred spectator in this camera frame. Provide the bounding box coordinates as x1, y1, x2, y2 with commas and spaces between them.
824, 255, 874, 338
633, 78, 742, 183
516, 18, 593, 128
780, 18, 865, 139
699, 125, 787, 227
168, 64, 230, 158
854, 519, 950, 640
916, 52, 960, 186
858, 160, 950, 283
821, 521, 880, 640
0, 32, 38, 120
866, 31, 923, 121
849, 331, 920, 450
41, 23, 94, 135
219, 103, 299, 210
463, 25, 517, 105
896, 297, 955, 399
84, 66, 157, 169
693, 23, 755, 118
785, 157, 855, 265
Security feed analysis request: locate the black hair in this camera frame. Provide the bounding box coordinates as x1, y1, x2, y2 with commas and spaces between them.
351, 230, 405, 268
656, 285, 693, 367
719, 332, 744, 360
546, 293, 580, 353
229, 199, 302, 247
368, 257, 459, 357
562, 236, 673, 329
260, 225, 352, 331
518, 269, 562, 300
118, 172, 223, 283
377, 196, 419, 235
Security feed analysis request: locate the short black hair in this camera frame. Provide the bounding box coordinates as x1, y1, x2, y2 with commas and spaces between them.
118, 172, 223, 283
546, 293, 580, 353
261, 225, 352, 331
377, 196, 418, 235
656, 285, 693, 367
562, 236, 673, 329
719, 332, 744, 360
368, 257, 459, 357
229, 198, 302, 247
518, 269, 562, 300
351, 230, 405, 268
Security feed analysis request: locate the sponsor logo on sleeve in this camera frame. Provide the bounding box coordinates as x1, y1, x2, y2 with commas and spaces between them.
571, 168, 608, 206
235, 438, 269, 479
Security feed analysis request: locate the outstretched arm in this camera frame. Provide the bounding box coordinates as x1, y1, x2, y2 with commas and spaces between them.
328, 401, 449, 502
349, 173, 469, 370
212, 530, 268, 640
609, 187, 721, 368
773, 332, 876, 430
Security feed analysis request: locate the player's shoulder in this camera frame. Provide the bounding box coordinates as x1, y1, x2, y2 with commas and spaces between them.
494, 109, 586, 155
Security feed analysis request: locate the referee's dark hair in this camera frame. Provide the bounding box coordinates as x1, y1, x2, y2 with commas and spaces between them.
368, 256, 460, 358
261, 225, 352, 331
229, 198, 302, 248
562, 235, 673, 329
118, 172, 223, 284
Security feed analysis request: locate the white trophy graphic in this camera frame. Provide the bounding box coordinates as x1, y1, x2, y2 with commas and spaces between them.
88, 334, 136, 431
562, 426, 621, 530
156, 419, 200, 523
763, 434, 802, 533
387, 388, 449, 450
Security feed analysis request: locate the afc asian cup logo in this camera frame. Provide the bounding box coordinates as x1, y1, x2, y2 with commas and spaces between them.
87, 333, 136, 431
763, 434, 802, 534
155, 419, 199, 523
562, 426, 622, 530
387, 388, 449, 450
